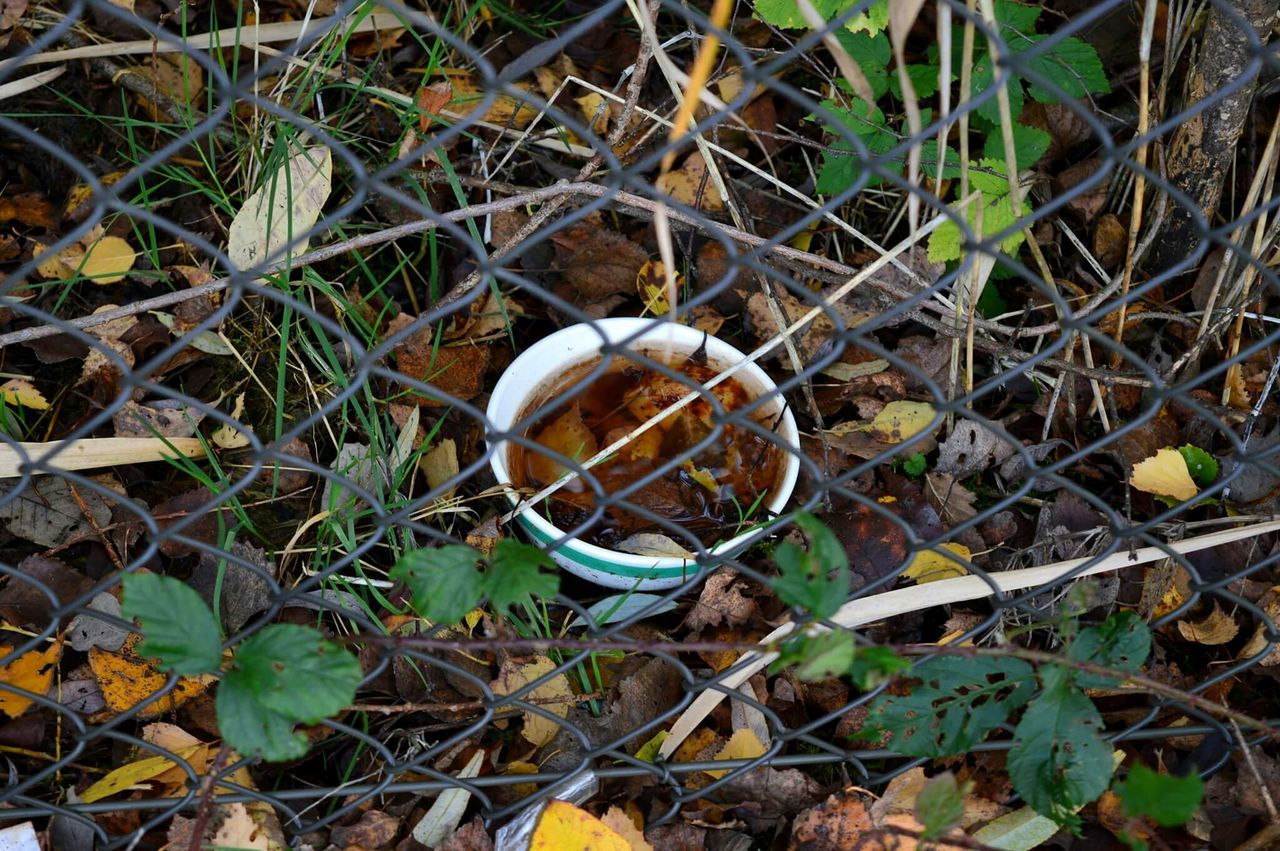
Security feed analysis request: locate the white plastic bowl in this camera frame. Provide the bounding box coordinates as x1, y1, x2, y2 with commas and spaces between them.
486, 318, 800, 590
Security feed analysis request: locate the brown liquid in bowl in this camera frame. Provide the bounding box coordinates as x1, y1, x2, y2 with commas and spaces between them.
509, 352, 784, 550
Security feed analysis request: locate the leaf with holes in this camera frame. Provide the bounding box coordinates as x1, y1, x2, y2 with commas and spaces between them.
866, 656, 1037, 757
1007, 674, 1114, 828
1067, 611, 1151, 688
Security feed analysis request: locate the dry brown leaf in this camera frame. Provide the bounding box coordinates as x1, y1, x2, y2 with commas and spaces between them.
554, 228, 651, 305
490, 657, 572, 748
684, 568, 756, 632
925, 472, 977, 526
89, 634, 215, 718
0, 191, 53, 229
600, 807, 654, 851
1177, 605, 1239, 645
439, 70, 536, 128
1240, 586, 1280, 664
135, 54, 204, 123
422, 438, 460, 497
655, 152, 724, 210
0, 639, 61, 717
212, 803, 272, 851
1093, 212, 1127, 269
0, 0, 27, 50
77, 307, 139, 387
1131, 448, 1198, 501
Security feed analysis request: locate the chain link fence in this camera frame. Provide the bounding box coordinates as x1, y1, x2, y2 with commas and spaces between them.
1, 0, 1279, 845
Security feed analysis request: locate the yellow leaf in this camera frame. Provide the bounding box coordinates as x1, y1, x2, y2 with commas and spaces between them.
0, 379, 50, 410
600, 806, 654, 851
80, 744, 205, 803
636, 259, 682, 316
89, 634, 215, 718
707, 727, 766, 779
655, 153, 724, 210
864, 401, 938, 443
0, 640, 61, 718
1130, 448, 1198, 501
490, 657, 573, 747
530, 800, 631, 851
681, 459, 719, 494
505, 760, 540, 798
903, 543, 972, 584
1177, 605, 1238, 645
227, 146, 333, 272
31, 241, 74, 281
211, 392, 252, 450
634, 731, 667, 763
77, 236, 136, 284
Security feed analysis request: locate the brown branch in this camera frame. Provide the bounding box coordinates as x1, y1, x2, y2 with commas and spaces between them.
185, 744, 232, 851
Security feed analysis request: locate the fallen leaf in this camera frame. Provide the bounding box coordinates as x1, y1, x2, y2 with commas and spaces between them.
1093, 212, 1127, 269
211, 803, 272, 851
150, 311, 234, 356
0, 191, 52, 229
0, 0, 27, 51
902, 543, 972, 584
655, 152, 724, 210
684, 568, 756, 632
0, 379, 48, 410
0, 555, 93, 629
707, 727, 767, 779
865, 401, 938, 444
530, 801, 630, 851
227, 146, 333, 272
0, 640, 61, 717
80, 744, 205, 803
135, 54, 204, 123
439, 70, 537, 128
89, 634, 216, 718
331, 810, 401, 850
112, 399, 205, 438
553, 227, 651, 306
490, 657, 573, 747
211, 392, 252, 449
614, 533, 694, 558
1177, 605, 1238, 645
600, 807, 653, 851
75, 307, 139, 387
1131, 447, 1199, 501
67, 592, 129, 653
0, 477, 112, 548
637, 260, 682, 316
422, 438, 460, 498
73, 236, 136, 284
417, 81, 452, 131
413, 750, 485, 846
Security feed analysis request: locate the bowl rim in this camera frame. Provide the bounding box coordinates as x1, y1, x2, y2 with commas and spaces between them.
485, 318, 800, 577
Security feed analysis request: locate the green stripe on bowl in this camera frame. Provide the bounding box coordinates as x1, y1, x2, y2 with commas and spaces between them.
515, 516, 698, 578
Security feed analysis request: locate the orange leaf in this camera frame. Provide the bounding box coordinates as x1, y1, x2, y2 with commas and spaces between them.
0, 639, 61, 718
89, 634, 215, 718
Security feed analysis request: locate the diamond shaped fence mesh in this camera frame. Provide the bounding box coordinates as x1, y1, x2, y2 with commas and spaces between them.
1, 0, 1280, 846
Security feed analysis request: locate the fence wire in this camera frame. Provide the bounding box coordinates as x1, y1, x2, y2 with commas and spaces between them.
1, 0, 1279, 845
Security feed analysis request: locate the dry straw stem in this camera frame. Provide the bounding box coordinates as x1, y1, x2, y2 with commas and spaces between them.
0, 437, 205, 478
0, 13, 405, 72
0, 67, 65, 103
499, 207, 956, 524
658, 517, 1280, 759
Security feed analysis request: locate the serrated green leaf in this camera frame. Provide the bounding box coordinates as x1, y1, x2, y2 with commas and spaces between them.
1007, 679, 1114, 826
482, 539, 559, 613
755, 0, 884, 29
866, 656, 1037, 756
888, 64, 942, 100
121, 574, 222, 677
771, 512, 849, 619
928, 190, 1031, 263
835, 30, 891, 100
231, 624, 361, 722
1114, 763, 1203, 827
970, 159, 1013, 195
1068, 612, 1151, 688
1178, 445, 1219, 488
216, 673, 308, 762
391, 545, 484, 624
849, 646, 911, 690
970, 53, 1026, 124
983, 123, 1052, 168
994, 0, 1042, 34
1014, 36, 1110, 102
915, 772, 971, 840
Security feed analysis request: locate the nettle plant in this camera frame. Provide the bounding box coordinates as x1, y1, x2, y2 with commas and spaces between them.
757, 0, 1109, 266
769, 513, 1203, 839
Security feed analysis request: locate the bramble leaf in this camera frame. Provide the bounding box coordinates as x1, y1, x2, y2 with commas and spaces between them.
866, 656, 1036, 756
216, 672, 308, 762
1067, 612, 1151, 688
482, 540, 559, 613
1007, 676, 1114, 827
771, 512, 849, 619
230, 624, 361, 721
391, 545, 484, 624
1113, 763, 1203, 827
121, 574, 222, 677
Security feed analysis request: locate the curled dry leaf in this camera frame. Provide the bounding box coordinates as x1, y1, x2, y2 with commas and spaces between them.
1130, 448, 1198, 501
211, 392, 252, 449
902, 543, 972, 584
1177, 605, 1238, 645
490, 657, 573, 748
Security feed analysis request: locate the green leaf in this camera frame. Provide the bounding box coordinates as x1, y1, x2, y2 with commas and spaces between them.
1007, 677, 1114, 827
994, 0, 1042, 34
970, 53, 1026, 125
482, 539, 559, 613
1067, 612, 1151, 688
866, 656, 1036, 756
755, 0, 877, 29
1179, 445, 1219, 488
849, 646, 911, 690
915, 772, 971, 840
780, 630, 856, 680
121, 574, 222, 677
888, 64, 942, 100
834, 30, 891, 100
771, 511, 849, 619
230, 624, 361, 722
216, 673, 309, 762
390, 545, 484, 624
1014, 36, 1110, 102
902, 452, 927, 478
928, 189, 1031, 263
1113, 763, 1203, 827
983, 123, 1052, 168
